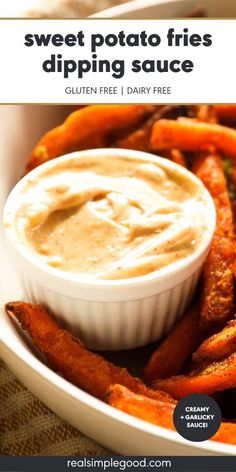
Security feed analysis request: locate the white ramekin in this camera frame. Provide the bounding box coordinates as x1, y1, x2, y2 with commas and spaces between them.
3, 149, 216, 350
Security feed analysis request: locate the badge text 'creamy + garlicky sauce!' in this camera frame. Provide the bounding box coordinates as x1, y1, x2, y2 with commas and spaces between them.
10, 153, 211, 280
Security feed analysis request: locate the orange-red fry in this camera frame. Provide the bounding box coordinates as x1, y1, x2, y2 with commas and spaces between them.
214, 105, 236, 124
212, 422, 236, 445
25, 105, 155, 174
144, 304, 204, 382
152, 352, 236, 399
168, 149, 187, 167
115, 126, 151, 152
114, 106, 164, 152
108, 384, 176, 430
192, 318, 236, 364
193, 154, 234, 239
194, 154, 234, 330
150, 118, 236, 160
195, 105, 217, 123
5, 301, 172, 403
108, 384, 236, 446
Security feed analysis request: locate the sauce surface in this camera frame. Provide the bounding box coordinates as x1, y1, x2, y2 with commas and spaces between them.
14, 154, 209, 280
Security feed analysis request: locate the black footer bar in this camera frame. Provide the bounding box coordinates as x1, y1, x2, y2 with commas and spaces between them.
1, 455, 236, 472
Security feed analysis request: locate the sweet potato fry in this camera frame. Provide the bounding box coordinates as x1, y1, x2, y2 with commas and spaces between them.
152, 352, 236, 399
114, 105, 197, 153
194, 154, 234, 236
192, 318, 236, 364
160, 149, 187, 167
168, 149, 187, 167
109, 385, 236, 446
214, 105, 236, 125
114, 106, 175, 152
194, 154, 234, 330
232, 256, 236, 280
5, 301, 173, 403
115, 126, 151, 152
108, 384, 176, 430
144, 304, 204, 382
195, 105, 217, 123
25, 105, 155, 174
212, 421, 236, 445
150, 118, 236, 160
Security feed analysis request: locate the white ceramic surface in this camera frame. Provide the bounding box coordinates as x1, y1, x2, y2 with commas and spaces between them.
92, 0, 236, 19
3, 149, 215, 350
0, 0, 236, 456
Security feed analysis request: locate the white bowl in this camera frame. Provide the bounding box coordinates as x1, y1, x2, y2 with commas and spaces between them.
92, 0, 236, 19
3, 148, 216, 350
0, 106, 234, 457
0, 0, 235, 454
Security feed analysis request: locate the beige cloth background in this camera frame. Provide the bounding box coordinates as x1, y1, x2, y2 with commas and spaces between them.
0, 359, 110, 455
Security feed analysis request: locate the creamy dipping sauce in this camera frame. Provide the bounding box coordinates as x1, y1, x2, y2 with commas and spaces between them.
12, 153, 210, 280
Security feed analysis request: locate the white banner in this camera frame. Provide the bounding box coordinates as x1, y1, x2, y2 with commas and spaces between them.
0, 19, 235, 103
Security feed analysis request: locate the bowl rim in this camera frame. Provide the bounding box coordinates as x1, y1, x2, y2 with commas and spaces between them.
3, 147, 216, 291
91, 0, 196, 18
